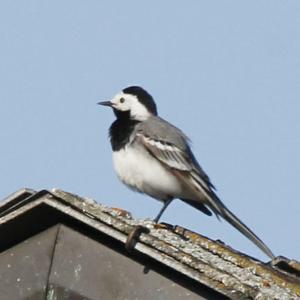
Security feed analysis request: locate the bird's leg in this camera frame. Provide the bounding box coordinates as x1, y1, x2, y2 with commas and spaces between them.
125, 199, 173, 253
153, 198, 173, 223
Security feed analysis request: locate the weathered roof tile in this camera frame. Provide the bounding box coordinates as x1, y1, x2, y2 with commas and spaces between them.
0, 188, 299, 299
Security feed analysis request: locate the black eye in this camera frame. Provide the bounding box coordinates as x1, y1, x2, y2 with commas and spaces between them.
120, 97, 125, 103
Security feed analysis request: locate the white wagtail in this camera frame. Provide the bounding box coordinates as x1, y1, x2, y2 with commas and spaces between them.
99, 86, 274, 259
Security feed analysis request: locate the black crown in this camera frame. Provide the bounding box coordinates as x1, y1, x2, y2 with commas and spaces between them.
123, 86, 157, 115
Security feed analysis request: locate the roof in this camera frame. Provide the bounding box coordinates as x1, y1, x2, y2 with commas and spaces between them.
0, 188, 299, 299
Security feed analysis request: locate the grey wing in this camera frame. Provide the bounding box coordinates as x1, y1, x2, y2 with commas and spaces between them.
135, 118, 222, 215
136, 117, 211, 178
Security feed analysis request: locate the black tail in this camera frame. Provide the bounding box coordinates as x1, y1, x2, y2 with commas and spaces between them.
206, 193, 275, 259
175, 169, 275, 259
220, 203, 275, 258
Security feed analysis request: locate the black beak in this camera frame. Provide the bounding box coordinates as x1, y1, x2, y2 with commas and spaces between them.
97, 101, 113, 107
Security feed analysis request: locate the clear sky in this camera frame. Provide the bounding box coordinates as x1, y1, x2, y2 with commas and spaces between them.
0, 1, 299, 262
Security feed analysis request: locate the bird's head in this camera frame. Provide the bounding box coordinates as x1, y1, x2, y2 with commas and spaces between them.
98, 86, 157, 121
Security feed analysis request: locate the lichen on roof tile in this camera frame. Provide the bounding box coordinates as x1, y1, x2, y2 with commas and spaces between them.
1, 188, 299, 299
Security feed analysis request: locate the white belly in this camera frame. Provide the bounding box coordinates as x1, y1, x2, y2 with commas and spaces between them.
112, 145, 184, 201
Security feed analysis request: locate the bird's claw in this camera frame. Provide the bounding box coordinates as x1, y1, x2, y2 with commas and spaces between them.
154, 222, 174, 230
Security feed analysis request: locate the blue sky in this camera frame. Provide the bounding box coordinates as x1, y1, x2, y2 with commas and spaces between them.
1, 1, 299, 261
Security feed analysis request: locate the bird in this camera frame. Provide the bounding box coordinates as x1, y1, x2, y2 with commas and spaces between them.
98, 86, 275, 259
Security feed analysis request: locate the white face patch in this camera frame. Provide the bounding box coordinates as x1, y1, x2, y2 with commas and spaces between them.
110, 92, 152, 121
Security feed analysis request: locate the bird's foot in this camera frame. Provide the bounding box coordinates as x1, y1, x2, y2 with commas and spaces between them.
125, 225, 150, 253
153, 222, 174, 230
